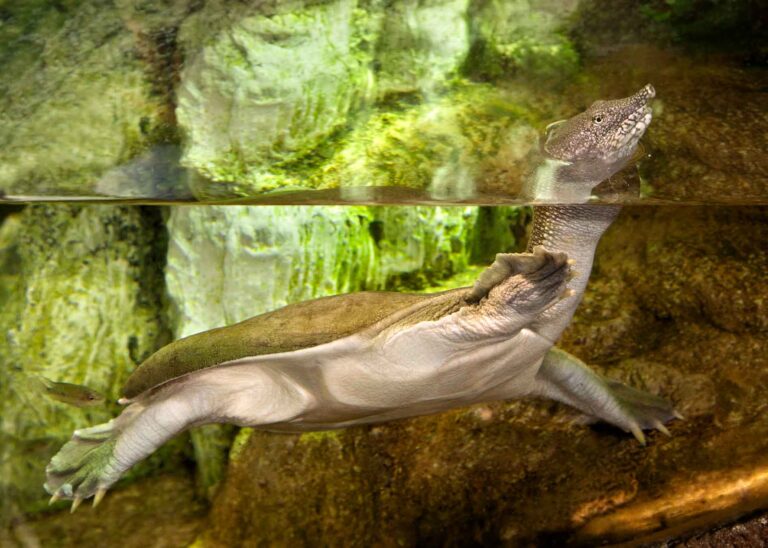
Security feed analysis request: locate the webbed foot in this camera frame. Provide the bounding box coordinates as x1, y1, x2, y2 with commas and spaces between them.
44, 421, 121, 511
537, 347, 681, 443
602, 379, 680, 444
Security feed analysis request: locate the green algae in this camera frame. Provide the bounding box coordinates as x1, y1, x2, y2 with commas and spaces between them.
420, 264, 486, 294
372, 206, 479, 289
228, 428, 254, 462
190, 425, 237, 500
0, 205, 170, 513
307, 84, 545, 195
299, 431, 342, 444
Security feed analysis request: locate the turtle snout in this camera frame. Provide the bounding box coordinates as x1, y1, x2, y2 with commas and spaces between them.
641, 83, 655, 100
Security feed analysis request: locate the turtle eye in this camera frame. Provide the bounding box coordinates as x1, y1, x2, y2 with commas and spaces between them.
592, 114, 604, 124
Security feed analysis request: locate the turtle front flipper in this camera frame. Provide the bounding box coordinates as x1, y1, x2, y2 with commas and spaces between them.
534, 347, 680, 444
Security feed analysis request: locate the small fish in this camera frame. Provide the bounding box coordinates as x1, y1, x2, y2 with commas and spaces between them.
36, 376, 106, 407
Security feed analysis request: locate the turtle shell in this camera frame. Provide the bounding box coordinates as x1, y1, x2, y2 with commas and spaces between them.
122, 291, 440, 399
122, 249, 553, 399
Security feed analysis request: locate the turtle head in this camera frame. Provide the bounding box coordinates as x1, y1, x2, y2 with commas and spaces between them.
544, 84, 655, 164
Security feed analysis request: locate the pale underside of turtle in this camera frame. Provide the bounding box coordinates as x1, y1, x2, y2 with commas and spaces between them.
45, 84, 679, 512
122, 290, 439, 400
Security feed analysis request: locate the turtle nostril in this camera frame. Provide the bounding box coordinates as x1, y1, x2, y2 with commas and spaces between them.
643, 84, 656, 99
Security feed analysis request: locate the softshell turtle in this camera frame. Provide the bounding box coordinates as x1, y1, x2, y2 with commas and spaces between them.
45, 84, 677, 511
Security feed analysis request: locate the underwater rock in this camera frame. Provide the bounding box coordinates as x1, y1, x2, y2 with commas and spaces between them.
165, 206, 482, 337
17, 473, 205, 548
0, 206, 168, 511
597, 207, 768, 334
166, 206, 376, 337
200, 206, 768, 546
0, 2, 170, 195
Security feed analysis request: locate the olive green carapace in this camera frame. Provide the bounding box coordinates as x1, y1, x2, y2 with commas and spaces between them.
122, 291, 437, 399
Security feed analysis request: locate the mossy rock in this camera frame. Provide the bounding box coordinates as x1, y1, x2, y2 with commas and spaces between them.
374, 0, 470, 97
0, 205, 170, 514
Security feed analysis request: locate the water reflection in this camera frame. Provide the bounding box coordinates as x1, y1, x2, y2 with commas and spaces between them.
0, 50, 765, 206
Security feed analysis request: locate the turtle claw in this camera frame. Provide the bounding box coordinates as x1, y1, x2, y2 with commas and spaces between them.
653, 420, 671, 437
673, 410, 686, 421
49, 492, 61, 505
93, 488, 107, 508
74, 420, 115, 442
70, 496, 83, 514
604, 379, 680, 444
538, 349, 680, 446
629, 424, 646, 446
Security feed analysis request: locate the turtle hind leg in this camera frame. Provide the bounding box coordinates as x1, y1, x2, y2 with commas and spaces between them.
603, 380, 681, 442
45, 403, 147, 510
45, 422, 123, 511
534, 347, 680, 444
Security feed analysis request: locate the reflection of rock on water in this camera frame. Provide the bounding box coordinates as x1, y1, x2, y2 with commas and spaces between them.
93, 145, 192, 200
585, 45, 768, 204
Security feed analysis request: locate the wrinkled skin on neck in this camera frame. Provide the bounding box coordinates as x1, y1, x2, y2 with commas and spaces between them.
526, 85, 655, 334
